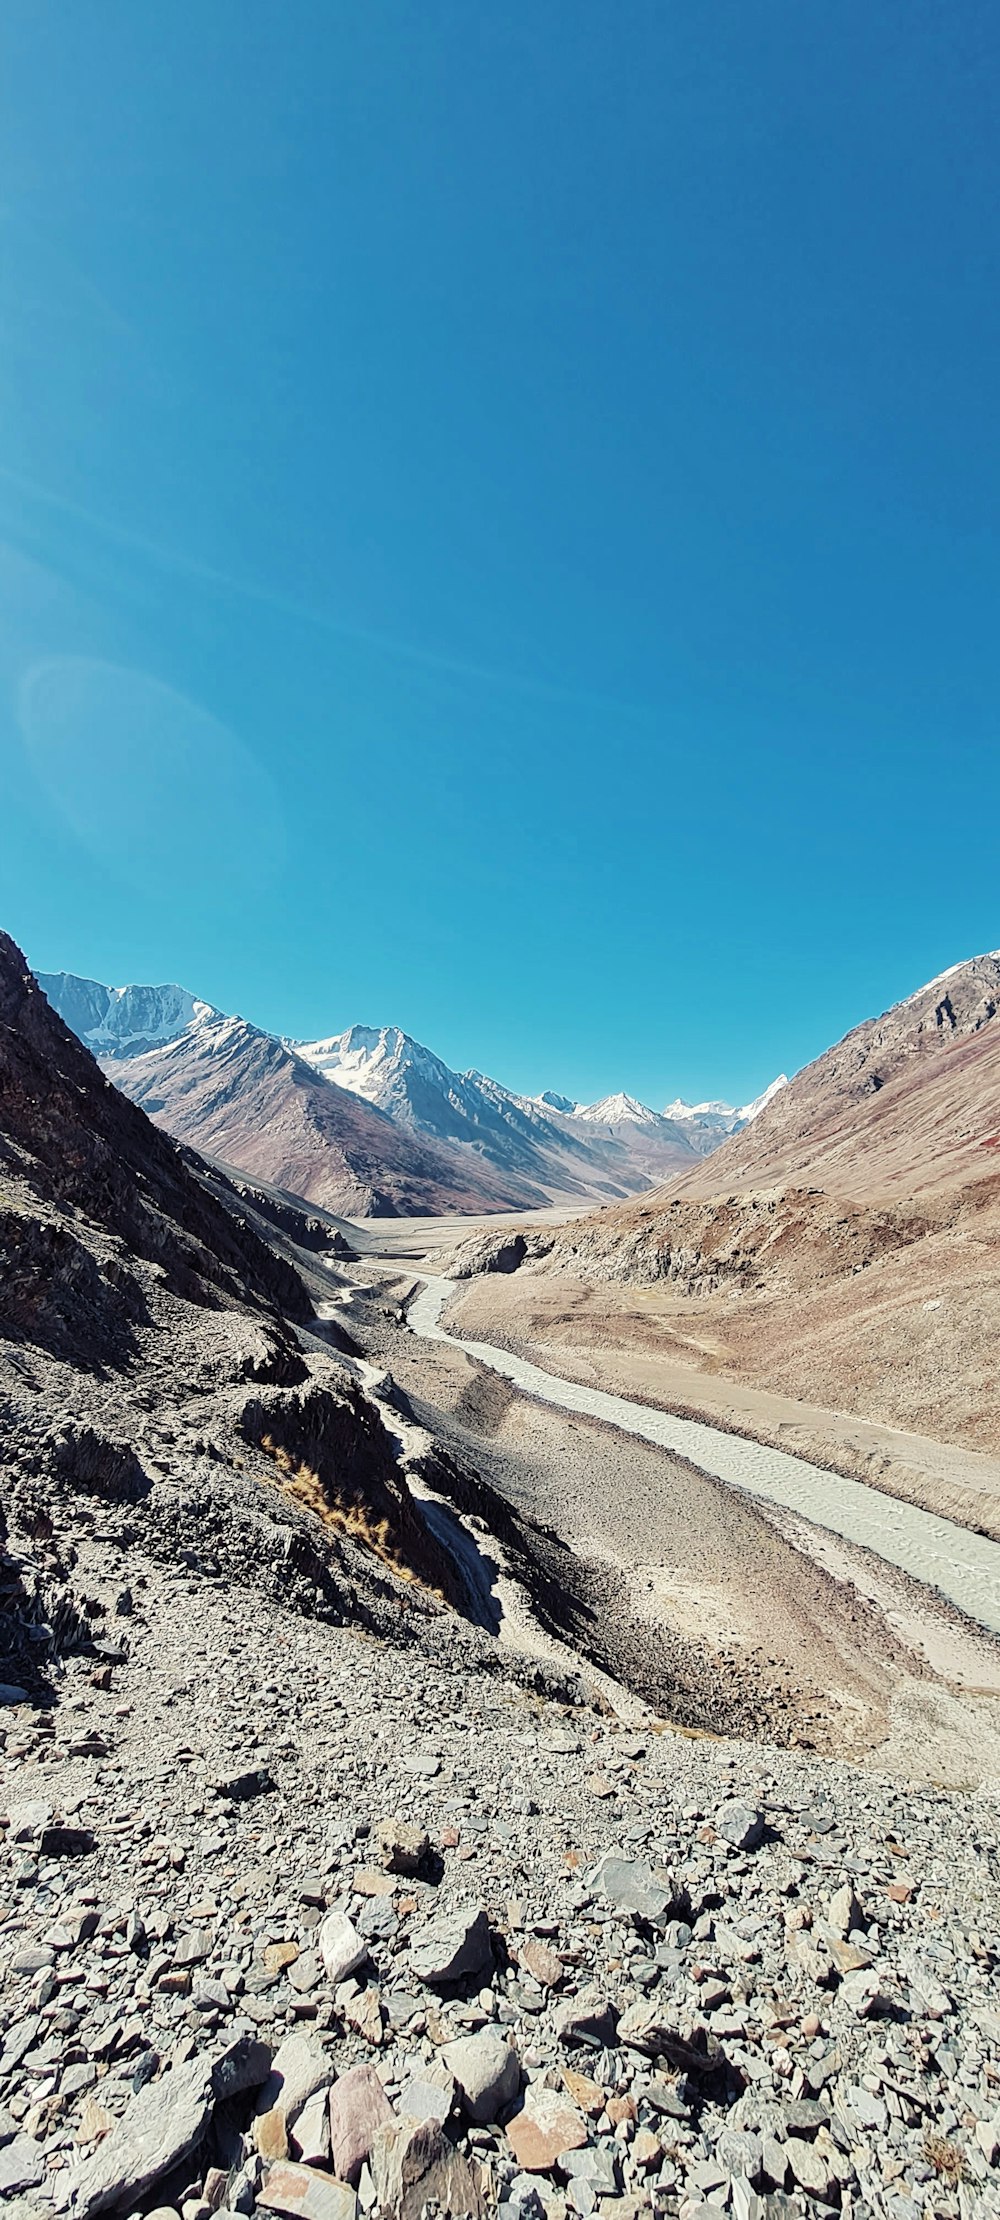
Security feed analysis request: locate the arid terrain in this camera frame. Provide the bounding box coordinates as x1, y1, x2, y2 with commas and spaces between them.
434, 956, 1000, 1516
4, 933, 1000, 2220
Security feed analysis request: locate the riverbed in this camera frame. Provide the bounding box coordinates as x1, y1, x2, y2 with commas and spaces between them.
408, 1275, 1000, 1638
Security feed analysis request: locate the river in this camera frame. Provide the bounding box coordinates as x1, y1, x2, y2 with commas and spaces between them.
408, 1275, 1000, 1638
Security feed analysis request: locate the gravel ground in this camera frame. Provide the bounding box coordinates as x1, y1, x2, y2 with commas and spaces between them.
2, 1524, 999, 2220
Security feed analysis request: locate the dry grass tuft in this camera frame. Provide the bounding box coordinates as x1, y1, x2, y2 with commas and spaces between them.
258, 1435, 444, 1600
923, 2131, 966, 2183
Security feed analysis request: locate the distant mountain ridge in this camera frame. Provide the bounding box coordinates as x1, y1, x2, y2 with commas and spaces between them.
37, 971, 780, 1217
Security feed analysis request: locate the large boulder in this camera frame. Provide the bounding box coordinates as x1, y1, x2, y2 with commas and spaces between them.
408, 1904, 492, 1987
441, 2031, 520, 2125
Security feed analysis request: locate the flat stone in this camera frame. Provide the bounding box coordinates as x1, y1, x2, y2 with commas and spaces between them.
369, 2116, 484, 2219
520, 1938, 564, 1989
12, 1945, 55, 1975
318, 1909, 367, 1987
255, 2037, 333, 2154
76, 2097, 113, 2147
840, 1969, 889, 2018
211, 1765, 276, 1801
56, 2055, 214, 2219
288, 1951, 322, 1995
6, 1800, 52, 1842
843, 2085, 887, 2134
785, 2136, 835, 2201
826, 1883, 864, 1937
782, 2101, 828, 2137
442, 2030, 520, 2124
0, 1684, 29, 1706
173, 1931, 211, 1968
592, 1853, 673, 1925
507, 2090, 589, 2172
212, 2036, 273, 2101
264, 1942, 300, 1973
908, 1968, 953, 2019
289, 2089, 331, 2169
344, 1987, 384, 2046
328, 2064, 394, 2186
353, 1867, 397, 1898
62, 2065, 97, 2100
402, 1748, 440, 1778
829, 1936, 872, 1973
561, 2147, 621, 2195
395, 2074, 454, 2127
257, 2161, 356, 2220
0, 2136, 44, 2194
356, 1895, 397, 1942
717, 2130, 762, 2178
560, 2069, 605, 2118
643, 2078, 692, 2119
408, 1904, 492, 1987
730, 2181, 762, 2220
760, 2135, 788, 2189
256, 2110, 290, 2165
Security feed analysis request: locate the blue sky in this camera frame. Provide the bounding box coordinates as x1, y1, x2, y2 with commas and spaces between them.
2, 2, 999, 1107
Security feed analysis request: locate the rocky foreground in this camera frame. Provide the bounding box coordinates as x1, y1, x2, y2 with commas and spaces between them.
1, 1518, 999, 2220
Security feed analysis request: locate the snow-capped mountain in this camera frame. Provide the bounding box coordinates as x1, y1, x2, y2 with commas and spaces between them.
39, 971, 770, 1216
291, 1025, 699, 1196
662, 1076, 789, 1157
36, 980, 545, 1217
535, 1090, 577, 1115
575, 1092, 663, 1128
36, 974, 217, 1060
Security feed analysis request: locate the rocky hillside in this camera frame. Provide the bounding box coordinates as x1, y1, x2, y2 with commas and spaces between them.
2, 1514, 999, 2220
668, 953, 1000, 1203
0, 928, 496, 1684
93, 1013, 539, 1219
444, 956, 1000, 1456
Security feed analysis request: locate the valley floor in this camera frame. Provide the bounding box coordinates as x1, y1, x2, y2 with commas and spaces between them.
435, 1271, 1000, 1548
334, 1225, 1000, 1794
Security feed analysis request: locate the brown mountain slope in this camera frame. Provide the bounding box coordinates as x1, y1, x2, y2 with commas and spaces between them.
81, 1015, 552, 1219
670, 950, 1000, 1201
0, 929, 483, 1688
446, 953, 1000, 1469
0, 933, 309, 1326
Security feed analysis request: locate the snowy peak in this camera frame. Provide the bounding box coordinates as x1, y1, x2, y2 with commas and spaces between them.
534, 1089, 578, 1115
661, 1076, 788, 1158
575, 1092, 661, 1128
665, 1075, 788, 1126
37, 972, 219, 1060
293, 1023, 454, 1105
740, 1074, 789, 1122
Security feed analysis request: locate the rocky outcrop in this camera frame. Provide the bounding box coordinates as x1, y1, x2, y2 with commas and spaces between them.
1, 936, 309, 1323
0, 929, 509, 1688
668, 949, 1000, 1203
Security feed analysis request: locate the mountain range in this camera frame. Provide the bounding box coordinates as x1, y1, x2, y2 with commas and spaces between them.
37, 972, 782, 1218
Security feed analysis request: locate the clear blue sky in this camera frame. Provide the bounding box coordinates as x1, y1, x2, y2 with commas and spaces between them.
2, 3, 999, 1107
